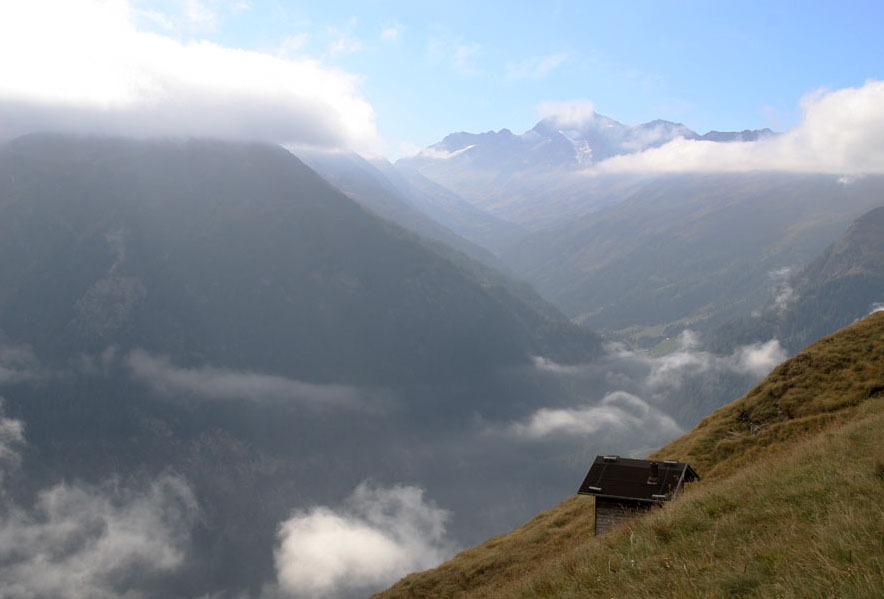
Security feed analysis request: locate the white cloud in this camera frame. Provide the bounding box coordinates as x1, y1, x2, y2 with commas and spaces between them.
506, 53, 567, 81
531, 355, 582, 375
126, 350, 371, 408
326, 18, 363, 57
380, 24, 401, 42
182, 0, 218, 30
595, 80, 884, 174
427, 34, 481, 76
0, 345, 43, 386
0, 401, 25, 488
647, 331, 786, 388
416, 143, 476, 161
536, 99, 596, 128
0, 406, 197, 598
71, 346, 120, 377
329, 36, 363, 56
274, 482, 454, 598
134, 0, 231, 33
326, 20, 362, 57
768, 266, 797, 313
507, 332, 787, 443
277, 33, 311, 57
0, 0, 378, 151
509, 391, 682, 440
0, 475, 197, 599
732, 340, 788, 378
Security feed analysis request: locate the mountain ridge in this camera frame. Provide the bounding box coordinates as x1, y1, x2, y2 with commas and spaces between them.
393, 113, 777, 235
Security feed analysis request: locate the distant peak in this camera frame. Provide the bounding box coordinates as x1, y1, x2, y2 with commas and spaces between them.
698, 128, 776, 142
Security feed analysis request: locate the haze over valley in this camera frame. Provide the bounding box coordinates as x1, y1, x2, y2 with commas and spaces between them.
1, 2, 883, 598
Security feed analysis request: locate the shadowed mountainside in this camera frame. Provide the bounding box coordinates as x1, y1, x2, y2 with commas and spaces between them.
711, 204, 884, 355
0, 134, 603, 596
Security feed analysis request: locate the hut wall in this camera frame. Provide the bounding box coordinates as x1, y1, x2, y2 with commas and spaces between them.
594, 499, 651, 535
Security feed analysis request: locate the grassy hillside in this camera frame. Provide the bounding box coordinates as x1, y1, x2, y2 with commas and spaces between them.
376, 311, 884, 598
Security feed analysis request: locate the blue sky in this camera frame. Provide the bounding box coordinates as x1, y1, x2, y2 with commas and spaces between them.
128, 0, 884, 157
1, 1, 882, 160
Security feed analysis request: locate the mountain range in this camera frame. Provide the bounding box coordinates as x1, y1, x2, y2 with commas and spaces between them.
397, 112, 773, 231
1, 106, 880, 597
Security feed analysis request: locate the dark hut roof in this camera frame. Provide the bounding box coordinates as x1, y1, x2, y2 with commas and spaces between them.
577, 455, 700, 503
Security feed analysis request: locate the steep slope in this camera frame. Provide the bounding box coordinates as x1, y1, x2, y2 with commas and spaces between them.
296, 149, 578, 328
712, 204, 884, 354
376, 312, 884, 598
0, 134, 598, 383
296, 149, 506, 268
0, 134, 603, 596
502, 173, 884, 344
371, 159, 525, 254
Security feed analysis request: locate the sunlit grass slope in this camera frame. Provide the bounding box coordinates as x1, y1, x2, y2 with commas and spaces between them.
375, 312, 884, 598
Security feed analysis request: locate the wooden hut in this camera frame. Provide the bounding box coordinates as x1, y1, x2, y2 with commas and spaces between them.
577, 455, 700, 535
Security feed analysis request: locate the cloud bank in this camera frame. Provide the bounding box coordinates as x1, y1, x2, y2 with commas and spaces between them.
0, 402, 25, 487
0, 0, 378, 151
0, 475, 197, 599
274, 482, 454, 598
126, 350, 369, 408
509, 391, 682, 440
596, 80, 884, 174
507, 331, 787, 442
643, 331, 786, 388
537, 99, 597, 128
0, 406, 198, 599
0, 345, 43, 386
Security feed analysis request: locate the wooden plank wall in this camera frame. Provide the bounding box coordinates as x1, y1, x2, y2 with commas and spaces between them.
595, 499, 648, 535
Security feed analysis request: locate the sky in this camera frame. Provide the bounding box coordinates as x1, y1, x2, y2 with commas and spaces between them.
1, 0, 883, 158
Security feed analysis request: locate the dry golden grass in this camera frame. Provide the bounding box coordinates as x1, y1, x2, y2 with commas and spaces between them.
375, 312, 884, 599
